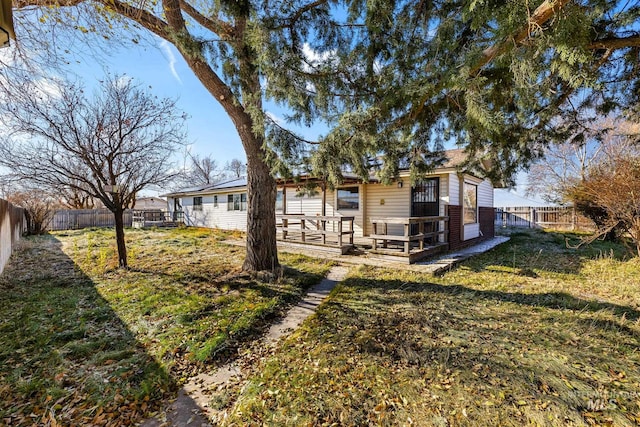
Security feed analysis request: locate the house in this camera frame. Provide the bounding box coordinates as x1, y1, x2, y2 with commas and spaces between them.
163, 150, 495, 262
134, 196, 168, 211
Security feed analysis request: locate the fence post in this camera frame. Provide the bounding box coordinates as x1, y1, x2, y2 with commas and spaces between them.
530, 208, 535, 228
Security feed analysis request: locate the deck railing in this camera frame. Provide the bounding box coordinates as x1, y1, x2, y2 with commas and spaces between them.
369, 216, 449, 261
132, 210, 183, 228
277, 214, 355, 251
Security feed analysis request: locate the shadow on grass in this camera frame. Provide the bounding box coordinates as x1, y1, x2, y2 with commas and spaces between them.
0, 235, 185, 426
230, 275, 640, 426
352, 277, 640, 322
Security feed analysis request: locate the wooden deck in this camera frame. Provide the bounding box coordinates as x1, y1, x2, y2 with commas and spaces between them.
276, 214, 355, 254
132, 210, 183, 229
275, 214, 450, 263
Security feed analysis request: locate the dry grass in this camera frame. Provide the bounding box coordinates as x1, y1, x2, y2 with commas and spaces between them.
0, 226, 332, 426
225, 229, 640, 426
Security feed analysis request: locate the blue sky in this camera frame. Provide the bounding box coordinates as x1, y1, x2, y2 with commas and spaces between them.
71, 40, 249, 164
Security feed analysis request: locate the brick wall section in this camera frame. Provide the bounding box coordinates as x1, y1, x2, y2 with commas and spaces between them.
479, 207, 495, 239
447, 205, 494, 252
448, 205, 462, 251
0, 198, 27, 275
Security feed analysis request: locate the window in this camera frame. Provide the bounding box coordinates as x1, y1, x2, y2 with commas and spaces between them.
413, 178, 438, 203
463, 182, 477, 224
337, 187, 359, 210
275, 190, 283, 211
227, 193, 247, 211
193, 196, 203, 211
213, 195, 218, 207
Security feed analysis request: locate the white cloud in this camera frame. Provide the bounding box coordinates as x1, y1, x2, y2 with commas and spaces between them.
266, 111, 284, 125
301, 43, 337, 71
160, 39, 182, 84
33, 79, 63, 99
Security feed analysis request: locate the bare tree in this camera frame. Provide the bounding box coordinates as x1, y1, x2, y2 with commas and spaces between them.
183, 152, 226, 186
225, 159, 247, 179
568, 153, 640, 255
526, 117, 640, 204
58, 180, 103, 209
0, 74, 186, 268
5, 188, 60, 234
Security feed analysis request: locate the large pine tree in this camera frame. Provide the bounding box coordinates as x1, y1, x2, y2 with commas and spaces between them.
300, 0, 640, 186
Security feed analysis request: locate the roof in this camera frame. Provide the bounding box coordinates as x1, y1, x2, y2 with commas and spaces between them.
136, 196, 166, 201
162, 150, 484, 197
161, 177, 247, 197
441, 148, 467, 169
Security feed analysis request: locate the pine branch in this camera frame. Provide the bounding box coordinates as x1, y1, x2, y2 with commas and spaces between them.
589, 35, 640, 50
470, 0, 573, 76
179, 0, 235, 39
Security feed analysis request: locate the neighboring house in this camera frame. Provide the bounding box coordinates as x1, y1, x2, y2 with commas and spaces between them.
163, 149, 496, 259
163, 177, 249, 231
134, 196, 168, 211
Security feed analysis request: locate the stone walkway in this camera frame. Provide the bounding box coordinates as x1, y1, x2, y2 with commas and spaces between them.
140, 265, 349, 427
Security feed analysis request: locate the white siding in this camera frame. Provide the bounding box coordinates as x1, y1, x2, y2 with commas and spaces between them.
478, 179, 493, 207
183, 192, 247, 231
448, 173, 461, 206
464, 223, 480, 240
365, 182, 411, 236
284, 187, 324, 215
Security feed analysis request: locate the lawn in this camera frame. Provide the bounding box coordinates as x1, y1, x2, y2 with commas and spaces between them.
223, 229, 640, 426
0, 226, 332, 426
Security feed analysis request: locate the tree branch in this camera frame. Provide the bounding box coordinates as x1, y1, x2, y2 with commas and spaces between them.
178, 0, 235, 39
589, 35, 640, 51
470, 0, 572, 76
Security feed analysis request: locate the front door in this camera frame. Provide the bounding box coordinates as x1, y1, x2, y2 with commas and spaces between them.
411, 178, 440, 243
411, 178, 439, 217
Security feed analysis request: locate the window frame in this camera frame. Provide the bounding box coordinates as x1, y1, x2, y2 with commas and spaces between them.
193, 196, 203, 211
463, 182, 478, 224
227, 193, 248, 211
337, 186, 360, 211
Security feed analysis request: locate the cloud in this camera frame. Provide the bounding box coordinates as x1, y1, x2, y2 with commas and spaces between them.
160, 39, 182, 84
301, 43, 337, 69
265, 111, 284, 125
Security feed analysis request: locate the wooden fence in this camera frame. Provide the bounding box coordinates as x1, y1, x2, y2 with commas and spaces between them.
495, 206, 594, 230
0, 198, 27, 275
49, 209, 133, 231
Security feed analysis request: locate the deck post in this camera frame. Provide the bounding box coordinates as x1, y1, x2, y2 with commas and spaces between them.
403, 222, 410, 254
321, 182, 326, 216
419, 220, 425, 250
382, 222, 388, 248
338, 220, 343, 247
301, 218, 306, 242
321, 219, 326, 244
349, 218, 354, 244
372, 221, 378, 250
282, 184, 287, 214
282, 217, 288, 240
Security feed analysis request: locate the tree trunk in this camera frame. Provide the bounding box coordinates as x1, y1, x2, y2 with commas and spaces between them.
243, 139, 279, 272
113, 208, 128, 268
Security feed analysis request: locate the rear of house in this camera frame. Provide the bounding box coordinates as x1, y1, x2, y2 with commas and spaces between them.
166, 178, 249, 231
163, 154, 495, 259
